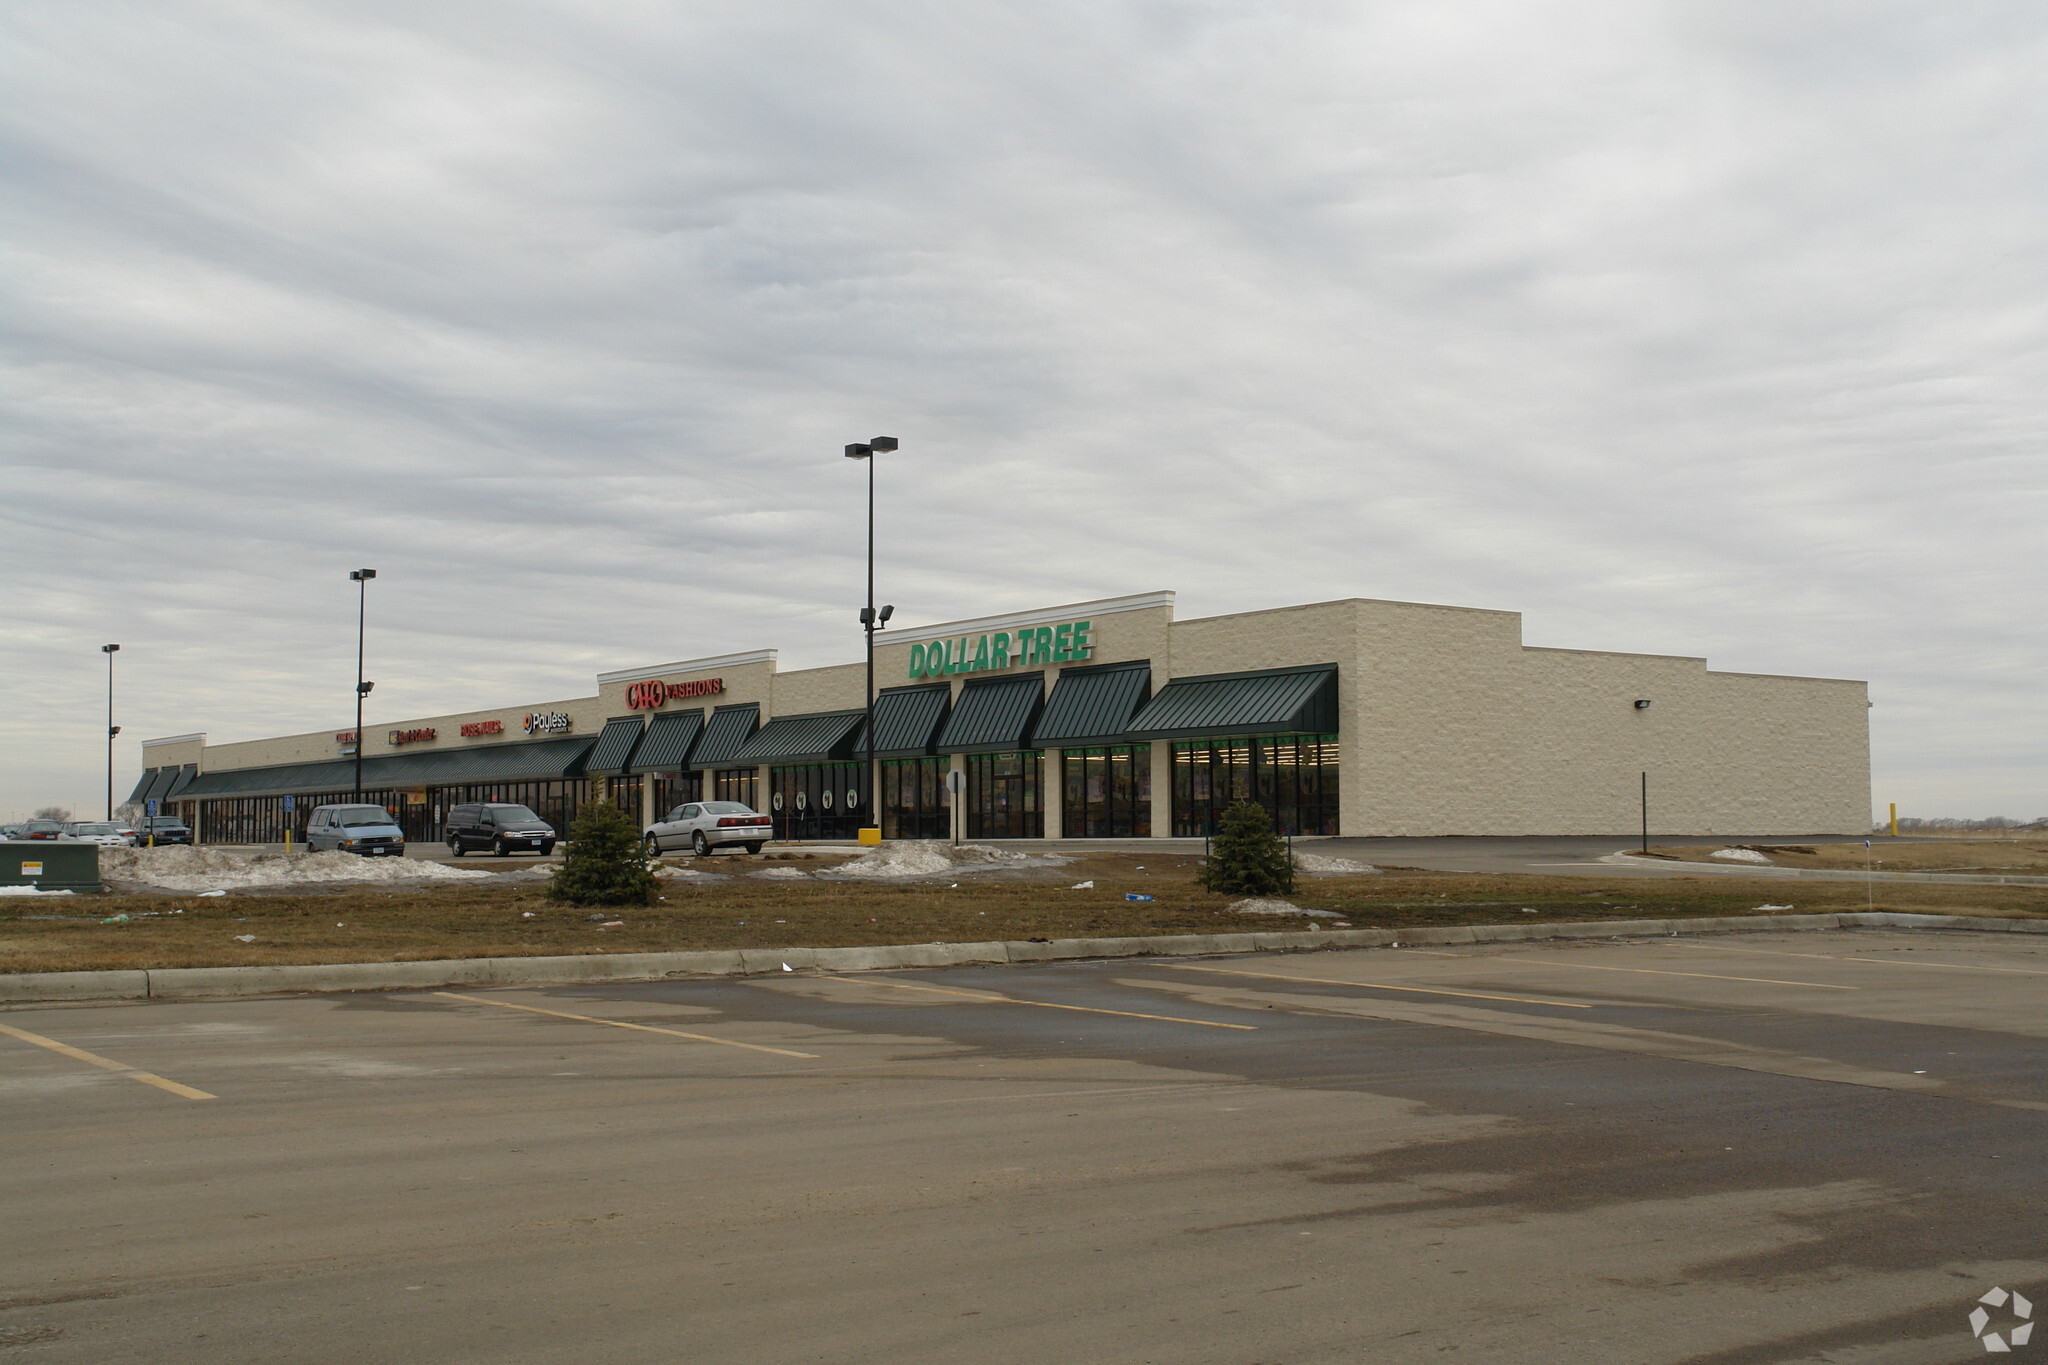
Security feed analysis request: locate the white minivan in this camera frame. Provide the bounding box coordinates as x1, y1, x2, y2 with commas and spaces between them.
304, 804, 407, 856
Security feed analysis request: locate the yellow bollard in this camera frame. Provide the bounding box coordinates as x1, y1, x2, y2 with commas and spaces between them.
858, 826, 883, 846
1889, 802, 1897, 838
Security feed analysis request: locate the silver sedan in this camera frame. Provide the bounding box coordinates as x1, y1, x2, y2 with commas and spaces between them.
644, 801, 772, 857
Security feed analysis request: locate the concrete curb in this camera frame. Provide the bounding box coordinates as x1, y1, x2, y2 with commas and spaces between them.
1602, 851, 2048, 887
4, 912, 2045, 1006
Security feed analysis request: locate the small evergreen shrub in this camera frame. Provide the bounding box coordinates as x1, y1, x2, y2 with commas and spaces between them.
1199, 800, 1295, 896
548, 790, 657, 907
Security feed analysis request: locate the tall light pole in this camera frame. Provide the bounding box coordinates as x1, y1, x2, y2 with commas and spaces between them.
844, 438, 896, 841
349, 569, 377, 800
101, 644, 120, 820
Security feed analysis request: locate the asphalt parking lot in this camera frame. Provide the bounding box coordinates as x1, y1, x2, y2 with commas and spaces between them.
4, 929, 2044, 1364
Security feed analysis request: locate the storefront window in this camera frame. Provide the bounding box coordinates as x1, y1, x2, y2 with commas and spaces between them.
650, 773, 703, 821
966, 751, 1041, 839
769, 762, 864, 840
1171, 734, 1338, 837
882, 757, 949, 840
713, 768, 759, 810
1062, 745, 1150, 838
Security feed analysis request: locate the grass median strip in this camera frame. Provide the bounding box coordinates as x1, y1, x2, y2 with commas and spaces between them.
431, 991, 820, 1058
0, 1021, 215, 1099
815, 975, 1258, 1029
1150, 963, 1594, 1008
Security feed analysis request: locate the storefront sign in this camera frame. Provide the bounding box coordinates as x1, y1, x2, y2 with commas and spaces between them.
335, 731, 358, 744
387, 728, 436, 745
523, 711, 573, 735
625, 678, 725, 710
459, 720, 504, 737
908, 621, 1092, 679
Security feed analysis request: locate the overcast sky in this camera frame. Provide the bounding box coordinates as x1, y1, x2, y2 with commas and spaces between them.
4, 2, 2043, 823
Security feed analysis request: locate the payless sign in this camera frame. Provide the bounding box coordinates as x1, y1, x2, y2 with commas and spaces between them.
909, 621, 1092, 679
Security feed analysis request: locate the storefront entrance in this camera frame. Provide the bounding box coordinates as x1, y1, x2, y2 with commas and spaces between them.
965, 751, 1042, 839
882, 757, 949, 840
1061, 744, 1150, 838
769, 762, 865, 841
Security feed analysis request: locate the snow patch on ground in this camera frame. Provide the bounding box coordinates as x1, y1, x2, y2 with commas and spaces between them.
1709, 848, 1773, 864
1226, 898, 1344, 918
100, 846, 495, 891
829, 841, 1066, 880
1292, 852, 1379, 874
0, 885, 74, 896
751, 867, 810, 880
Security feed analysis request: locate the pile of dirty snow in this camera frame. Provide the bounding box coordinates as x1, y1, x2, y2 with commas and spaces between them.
830, 841, 1056, 880
100, 845, 494, 892
1226, 898, 1345, 918
0, 885, 74, 897
1292, 852, 1379, 874
1708, 848, 1773, 865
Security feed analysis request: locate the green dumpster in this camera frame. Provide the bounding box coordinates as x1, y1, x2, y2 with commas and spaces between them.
1, 841, 104, 894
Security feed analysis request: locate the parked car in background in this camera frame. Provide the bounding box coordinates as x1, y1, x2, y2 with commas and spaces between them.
644, 801, 772, 857
303, 804, 406, 857
15, 820, 65, 841
0, 824, 20, 838
134, 817, 194, 846
444, 803, 557, 857
63, 821, 137, 847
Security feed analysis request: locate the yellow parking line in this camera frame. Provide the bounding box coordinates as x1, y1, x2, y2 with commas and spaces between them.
1673, 942, 2048, 977
0, 1022, 215, 1100
816, 975, 1258, 1030
1153, 963, 1593, 1008
433, 992, 820, 1058
1507, 959, 1859, 989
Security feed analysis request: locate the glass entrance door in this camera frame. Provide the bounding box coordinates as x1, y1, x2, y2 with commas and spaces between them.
965, 751, 1042, 839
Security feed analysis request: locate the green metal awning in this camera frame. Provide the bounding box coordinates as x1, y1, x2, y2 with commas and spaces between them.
690, 704, 760, 769
126, 770, 159, 805
179, 735, 599, 799
1123, 664, 1337, 740
733, 710, 866, 765
584, 716, 646, 775
628, 709, 703, 774
864, 684, 950, 758
141, 768, 180, 804
936, 673, 1045, 755
165, 764, 198, 799
1031, 662, 1151, 749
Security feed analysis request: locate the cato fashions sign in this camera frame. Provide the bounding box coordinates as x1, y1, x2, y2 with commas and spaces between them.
386, 728, 436, 746
523, 711, 573, 735
625, 678, 725, 710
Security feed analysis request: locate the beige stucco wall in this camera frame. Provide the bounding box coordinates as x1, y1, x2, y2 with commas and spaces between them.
1516, 648, 1868, 835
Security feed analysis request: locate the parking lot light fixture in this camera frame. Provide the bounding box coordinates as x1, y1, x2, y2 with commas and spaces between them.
101, 644, 120, 819
349, 569, 377, 800
845, 438, 898, 842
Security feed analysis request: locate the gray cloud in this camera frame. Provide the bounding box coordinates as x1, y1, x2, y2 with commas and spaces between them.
4, 0, 2045, 819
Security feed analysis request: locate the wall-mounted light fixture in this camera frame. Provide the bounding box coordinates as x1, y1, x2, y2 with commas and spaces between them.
1633, 699, 1652, 710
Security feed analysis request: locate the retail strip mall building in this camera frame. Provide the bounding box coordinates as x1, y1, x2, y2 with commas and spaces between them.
132, 591, 1870, 846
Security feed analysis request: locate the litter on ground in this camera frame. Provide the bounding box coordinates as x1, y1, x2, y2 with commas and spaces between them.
101, 845, 495, 891
231, 933, 256, 942
1226, 898, 1344, 918
1070, 880, 1094, 890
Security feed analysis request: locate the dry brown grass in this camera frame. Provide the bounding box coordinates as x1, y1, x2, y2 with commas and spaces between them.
1645, 840, 2048, 874
6, 853, 2043, 974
